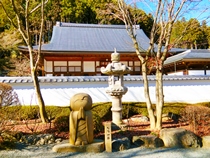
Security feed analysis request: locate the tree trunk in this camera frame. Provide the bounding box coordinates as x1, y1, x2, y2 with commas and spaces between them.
155, 68, 164, 130
31, 69, 48, 123
1, 0, 49, 123
28, 45, 48, 123
142, 62, 156, 130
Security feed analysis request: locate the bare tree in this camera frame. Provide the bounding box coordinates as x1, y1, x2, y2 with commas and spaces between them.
113, 0, 189, 130
0, 82, 20, 106
0, 0, 49, 123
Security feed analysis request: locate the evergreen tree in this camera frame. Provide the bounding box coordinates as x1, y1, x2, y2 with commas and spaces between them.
60, 0, 97, 23
201, 20, 210, 49
0, 47, 13, 76
184, 19, 204, 49
171, 18, 208, 49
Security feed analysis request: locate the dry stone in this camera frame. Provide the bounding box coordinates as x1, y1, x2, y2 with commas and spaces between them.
112, 137, 131, 151
160, 128, 202, 148
130, 115, 149, 122
132, 135, 164, 148
19, 134, 56, 145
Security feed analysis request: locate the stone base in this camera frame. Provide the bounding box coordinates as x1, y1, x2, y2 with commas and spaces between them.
52, 139, 104, 153
202, 136, 210, 148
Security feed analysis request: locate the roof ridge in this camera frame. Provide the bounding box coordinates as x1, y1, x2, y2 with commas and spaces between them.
1, 75, 210, 83
55, 21, 140, 29
167, 49, 190, 60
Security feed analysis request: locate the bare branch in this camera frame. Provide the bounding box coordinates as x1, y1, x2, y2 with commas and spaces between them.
10, 0, 28, 45
30, 0, 49, 14
117, 0, 145, 61
148, 0, 162, 54
35, 0, 44, 69
25, 0, 30, 44
172, 0, 187, 23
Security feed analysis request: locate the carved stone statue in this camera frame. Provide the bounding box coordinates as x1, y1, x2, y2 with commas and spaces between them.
69, 93, 93, 146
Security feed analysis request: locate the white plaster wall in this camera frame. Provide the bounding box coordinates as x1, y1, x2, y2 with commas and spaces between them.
6, 76, 210, 106
168, 70, 210, 76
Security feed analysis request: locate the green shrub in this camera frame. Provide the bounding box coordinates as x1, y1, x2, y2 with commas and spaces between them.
91, 102, 148, 133
162, 102, 186, 115
20, 106, 39, 120
45, 106, 70, 120
92, 102, 112, 133
1, 105, 71, 121
2, 102, 209, 136
54, 115, 69, 132
195, 102, 210, 108
122, 102, 148, 117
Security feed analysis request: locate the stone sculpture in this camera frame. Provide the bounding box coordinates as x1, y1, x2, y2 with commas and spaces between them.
101, 49, 131, 126
69, 93, 94, 146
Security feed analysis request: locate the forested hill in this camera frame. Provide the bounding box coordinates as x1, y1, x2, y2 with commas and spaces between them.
1, 0, 209, 49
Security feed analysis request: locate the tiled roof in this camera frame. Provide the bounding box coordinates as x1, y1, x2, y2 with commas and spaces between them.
1, 75, 210, 84
164, 49, 210, 65
19, 22, 183, 53
38, 22, 149, 52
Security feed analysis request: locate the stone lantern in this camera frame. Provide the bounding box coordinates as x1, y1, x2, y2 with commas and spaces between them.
101, 49, 131, 126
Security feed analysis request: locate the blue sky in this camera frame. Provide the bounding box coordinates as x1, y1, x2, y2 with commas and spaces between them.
133, 0, 210, 25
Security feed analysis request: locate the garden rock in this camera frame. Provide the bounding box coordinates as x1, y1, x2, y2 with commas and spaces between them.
162, 112, 179, 122
19, 134, 59, 145
132, 135, 164, 148
130, 115, 149, 122
202, 136, 210, 148
160, 128, 202, 148
112, 137, 131, 151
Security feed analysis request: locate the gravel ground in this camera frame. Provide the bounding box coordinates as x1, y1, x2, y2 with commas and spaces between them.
0, 141, 210, 158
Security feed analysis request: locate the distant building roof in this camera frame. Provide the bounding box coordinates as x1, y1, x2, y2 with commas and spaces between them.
164, 49, 210, 65
19, 22, 183, 54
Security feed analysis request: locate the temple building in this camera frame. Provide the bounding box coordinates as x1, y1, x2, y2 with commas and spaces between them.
19, 22, 210, 76
164, 49, 210, 75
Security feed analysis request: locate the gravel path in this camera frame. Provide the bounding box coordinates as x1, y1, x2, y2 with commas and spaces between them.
0, 141, 210, 158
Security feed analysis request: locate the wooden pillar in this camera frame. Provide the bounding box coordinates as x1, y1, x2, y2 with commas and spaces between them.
204, 65, 207, 75
183, 62, 189, 75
